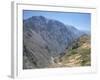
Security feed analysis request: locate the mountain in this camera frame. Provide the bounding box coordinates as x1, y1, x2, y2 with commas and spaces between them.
49, 35, 91, 67
23, 16, 84, 69
79, 30, 91, 36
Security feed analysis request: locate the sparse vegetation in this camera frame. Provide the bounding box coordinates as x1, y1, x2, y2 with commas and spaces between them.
49, 35, 91, 67
23, 15, 91, 69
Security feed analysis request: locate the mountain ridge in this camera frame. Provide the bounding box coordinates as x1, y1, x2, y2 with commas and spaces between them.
23, 16, 85, 69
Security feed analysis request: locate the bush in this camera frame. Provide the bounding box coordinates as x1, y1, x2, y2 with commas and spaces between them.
69, 49, 77, 55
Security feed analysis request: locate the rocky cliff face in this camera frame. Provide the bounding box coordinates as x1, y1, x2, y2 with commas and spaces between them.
23, 16, 83, 69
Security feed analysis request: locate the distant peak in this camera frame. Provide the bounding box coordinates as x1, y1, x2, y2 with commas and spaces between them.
31, 15, 46, 19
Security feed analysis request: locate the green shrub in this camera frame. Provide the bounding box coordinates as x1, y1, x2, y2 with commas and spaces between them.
69, 49, 77, 55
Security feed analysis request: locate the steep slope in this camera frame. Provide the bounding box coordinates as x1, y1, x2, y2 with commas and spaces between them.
23, 30, 51, 69
23, 16, 83, 69
49, 35, 91, 67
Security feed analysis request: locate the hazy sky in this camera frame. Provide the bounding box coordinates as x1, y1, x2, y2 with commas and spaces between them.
23, 10, 91, 31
